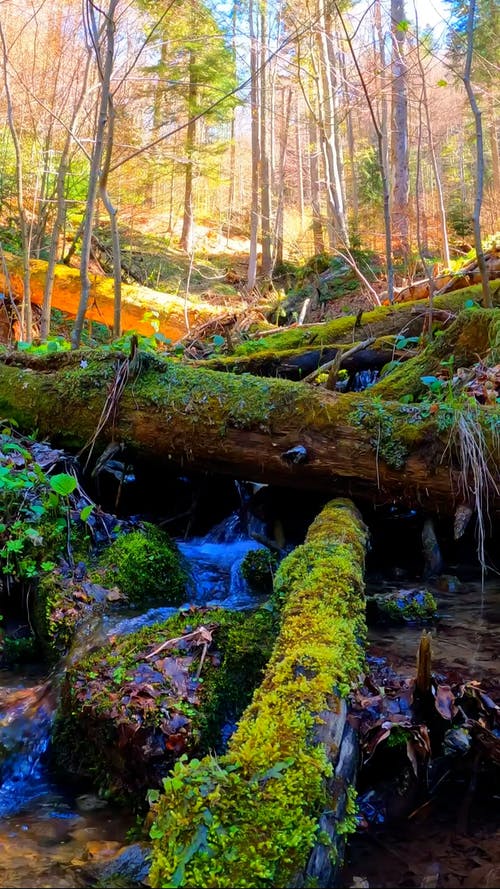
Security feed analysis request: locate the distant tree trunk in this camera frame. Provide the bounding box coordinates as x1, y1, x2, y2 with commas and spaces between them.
247, 0, 260, 292
374, 0, 389, 186
489, 111, 500, 196
0, 21, 32, 343
273, 86, 292, 268
226, 1, 237, 245
337, 6, 394, 302
179, 49, 197, 254
260, 0, 272, 277
315, 0, 348, 247
296, 95, 305, 233
390, 0, 410, 261
72, 0, 118, 350
339, 48, 358, 236
414, 14, 450, 268
308, 115, 325, 255
41, 57, 91, 341
462, 0, 491, 307
99, 95, 122, 339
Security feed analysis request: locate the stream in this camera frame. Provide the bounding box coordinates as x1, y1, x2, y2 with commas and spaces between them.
0, 509, 498, 888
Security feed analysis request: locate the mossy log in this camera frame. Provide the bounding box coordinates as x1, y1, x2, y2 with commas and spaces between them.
0, 310, 498, 515
0, 252, 227, 341
224, 284, 499, 360
148, 498, 368, 888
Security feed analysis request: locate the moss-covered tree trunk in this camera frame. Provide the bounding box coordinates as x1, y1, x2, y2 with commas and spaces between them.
147, 498, 368, 888
0, 309, 498, 516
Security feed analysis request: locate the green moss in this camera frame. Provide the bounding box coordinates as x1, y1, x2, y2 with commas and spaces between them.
148, 499, 367, 888
97, 523, 187, 606
33, 573, 79, 661
231, 286, 498, 357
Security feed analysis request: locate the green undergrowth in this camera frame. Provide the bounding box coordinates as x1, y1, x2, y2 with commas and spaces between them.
52, 606, 277, 803
148, 498, 368, 888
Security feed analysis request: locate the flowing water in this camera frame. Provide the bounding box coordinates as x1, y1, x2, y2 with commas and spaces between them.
0, 511, 498, 888
0, 512, 269, 887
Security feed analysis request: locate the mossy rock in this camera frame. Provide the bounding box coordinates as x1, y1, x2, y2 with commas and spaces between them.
375, 587, 437, 622
97, 523, 187, 607
240, 548, 279, 593
51, 607, 276, 804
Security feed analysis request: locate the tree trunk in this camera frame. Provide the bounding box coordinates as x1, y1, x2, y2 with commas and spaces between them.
148, 498, 368, 889
0, 252, 226, 341
308, 114, 325, 255
41, 56, 91, 341
260, 0, 272, 277
462, 0, 492, 308
179, 49, 197, 254
247, 0, 260, 292
390, 0, 410, 261
72, 0, 118, 350
1, 311, 498, 516
0, 20, 32, 343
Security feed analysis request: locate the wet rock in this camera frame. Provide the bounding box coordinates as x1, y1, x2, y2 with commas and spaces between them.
375, 587, 437, 623
87, 842, 151, 885
75, 794, 109, 812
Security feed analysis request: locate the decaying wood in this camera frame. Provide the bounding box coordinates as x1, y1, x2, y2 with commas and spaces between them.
393, 247, 500, 303
0, 310, 498, 516
0, 252, 232, 341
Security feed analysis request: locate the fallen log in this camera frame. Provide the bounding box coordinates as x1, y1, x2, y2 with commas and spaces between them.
0, 252, 230, 341
0, 310, 499, 517
209, 283, 499, 365
148, 498, 369, 889
393, 248, 500, 303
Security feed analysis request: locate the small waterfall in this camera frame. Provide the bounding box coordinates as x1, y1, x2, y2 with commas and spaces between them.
177, 510, 268, 610
101, 511, 270, 639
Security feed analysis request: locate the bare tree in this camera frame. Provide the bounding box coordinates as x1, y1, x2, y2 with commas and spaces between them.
247, 0, 260, 292
462, 0, 491, 307
0, 19, 32, 342
71, 0, 119, 350
390, 0, 410, 261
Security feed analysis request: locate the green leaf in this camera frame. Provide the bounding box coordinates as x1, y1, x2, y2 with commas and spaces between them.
396, 19, 409, 32
49, 473, 77, 496
80, 504, 94, 522
436, 79, 448, 87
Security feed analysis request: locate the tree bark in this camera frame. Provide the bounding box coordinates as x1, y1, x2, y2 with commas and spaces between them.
390, 0, 410, 261
1, 312, 498, 516
462, 0, 492, 308
247, 0, 260, 292
72, 0, 118, 349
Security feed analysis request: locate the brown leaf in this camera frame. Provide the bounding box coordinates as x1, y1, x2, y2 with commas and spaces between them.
433, 684, 457, 720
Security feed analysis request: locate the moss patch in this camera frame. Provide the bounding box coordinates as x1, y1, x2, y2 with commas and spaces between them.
148, 498, 368, 888
96, 523, 187, 607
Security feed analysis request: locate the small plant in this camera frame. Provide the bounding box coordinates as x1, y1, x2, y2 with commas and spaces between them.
240, 548, 279, 593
